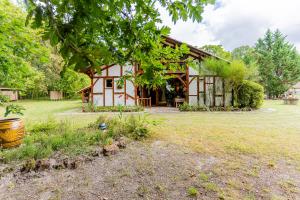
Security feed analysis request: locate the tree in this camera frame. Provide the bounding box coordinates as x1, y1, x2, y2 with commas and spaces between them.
0, 0, 49, 94
201, 45, 232, 60
232, 46, 260, 82
0, 0, 90, 98
255, 29, 300, 97
25, 0, 215, 88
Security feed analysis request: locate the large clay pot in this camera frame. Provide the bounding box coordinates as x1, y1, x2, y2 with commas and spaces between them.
0, 118, 24, 148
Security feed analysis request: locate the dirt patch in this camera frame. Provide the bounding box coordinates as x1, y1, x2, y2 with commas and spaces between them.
0, 141, 299, 200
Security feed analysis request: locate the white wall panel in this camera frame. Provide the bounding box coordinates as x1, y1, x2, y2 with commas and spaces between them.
126, 80, 135, 97
126, 98, 135, 106
93, 78, 103, 93
124, 64, 134, 75
105, 89, 113, 106
109, 65, 121, 76
115, 94, 125, 106
189, 96, 198, 106
189, 67, 199, 75
93, 94, 103, 106
189, 77, 197, 95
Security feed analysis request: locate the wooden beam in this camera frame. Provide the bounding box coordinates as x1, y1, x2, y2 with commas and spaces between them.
177, 75, 187, 87
189, 77, 196, 85
112, 77, 115, 106
91, 74, 94, 112
124, 79, 127, 105
203, 76, 206, 105
103, 78, 105, 106
222, 78, 225, 107
197, 76, 199, 105
213, 76, 216, 107
186, 65, 189, 103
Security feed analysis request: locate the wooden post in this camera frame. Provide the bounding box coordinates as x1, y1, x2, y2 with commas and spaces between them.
124, 78, 127, 105
103, 78, 106, 106
197, 76, 199, 106
203, 76, 206, 106
213, 76, 216, 107
91, 74, 94, 112
222, 79, 225, 107
186, 64, 189, 103
112, 77, 115, 106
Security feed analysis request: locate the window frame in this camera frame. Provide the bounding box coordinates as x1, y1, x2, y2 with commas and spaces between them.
105, 78, 113, 88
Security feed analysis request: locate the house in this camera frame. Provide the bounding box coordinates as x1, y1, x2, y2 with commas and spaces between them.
80, 36, 233, 109
0, 87, 19, 101
288, 82, 300, 97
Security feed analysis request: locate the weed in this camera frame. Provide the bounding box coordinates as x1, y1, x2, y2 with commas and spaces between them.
187, 186, 199, 197
199, 171, 209, 182
136, 184, 149, 197
203, 182, 219, 192
154, 183, 166, 193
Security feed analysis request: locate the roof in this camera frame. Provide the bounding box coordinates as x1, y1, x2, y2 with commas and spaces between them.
161, 36, 230, 62
0, 87, 19, 91
77, 86, 91, 93
81, 36, 230, 74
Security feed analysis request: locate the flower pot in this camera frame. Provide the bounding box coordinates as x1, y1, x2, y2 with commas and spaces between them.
0, 118, 25, 148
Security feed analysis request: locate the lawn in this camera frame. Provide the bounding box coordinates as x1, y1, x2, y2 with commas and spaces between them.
1, 99, 300, 199
1, 99, 300, 162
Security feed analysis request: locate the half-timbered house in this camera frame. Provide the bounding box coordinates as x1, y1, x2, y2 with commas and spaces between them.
80, 36, 233, 110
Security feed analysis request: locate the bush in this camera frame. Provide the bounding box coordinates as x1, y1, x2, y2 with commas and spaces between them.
0, 94, 10, 105
178, 102, 207, 111
178, 102, 253, 112
93, 115, 150, 141
237, 80, 264, 109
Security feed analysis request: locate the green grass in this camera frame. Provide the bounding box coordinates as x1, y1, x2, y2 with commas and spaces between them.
151, 100, 300, 163
1, 99, 300, 162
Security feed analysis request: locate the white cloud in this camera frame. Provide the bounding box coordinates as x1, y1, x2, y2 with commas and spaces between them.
160, 0, 300, 51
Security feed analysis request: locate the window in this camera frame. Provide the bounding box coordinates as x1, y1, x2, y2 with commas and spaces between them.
106, 79, 113, 88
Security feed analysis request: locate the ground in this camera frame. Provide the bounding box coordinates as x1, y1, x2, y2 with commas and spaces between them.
1, 100, 300, 199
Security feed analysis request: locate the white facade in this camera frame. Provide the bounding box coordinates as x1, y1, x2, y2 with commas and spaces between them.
92, 64, 136, 107
91, 64, 232, 107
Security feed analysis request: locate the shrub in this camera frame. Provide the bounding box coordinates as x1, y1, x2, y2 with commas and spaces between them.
178, 102, 207, 111
0, 94, 10, 105
237, 80, 264, 109
85, 105, 144, 112
30, 120, 58, 133
94, 115, 150, 141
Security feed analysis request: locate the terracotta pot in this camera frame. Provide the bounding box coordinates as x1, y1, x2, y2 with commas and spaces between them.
0, 118, 25, 148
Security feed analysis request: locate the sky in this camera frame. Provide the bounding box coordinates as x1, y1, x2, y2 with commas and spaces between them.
159, 0, 300, 52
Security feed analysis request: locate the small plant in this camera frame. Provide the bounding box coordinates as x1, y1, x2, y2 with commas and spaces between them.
187, 186, 199, 197
203, 182, 219, 192
136, 184, 149, 197
30, 119, 58, 133
4, 104, 25, 117
0, 94, 10, 105
199, 172, 209, 182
